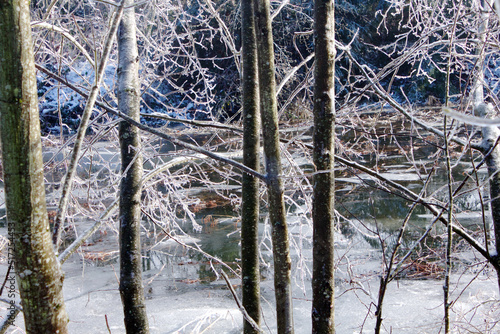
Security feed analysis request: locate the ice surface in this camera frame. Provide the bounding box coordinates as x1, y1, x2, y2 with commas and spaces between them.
0, 243, 498, 334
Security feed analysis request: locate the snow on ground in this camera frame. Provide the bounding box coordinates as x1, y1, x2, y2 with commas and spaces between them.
0, 239, 498, 333
0, 201, 498, 333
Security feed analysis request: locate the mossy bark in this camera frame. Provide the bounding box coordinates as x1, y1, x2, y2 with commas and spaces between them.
241, 0, 262, 332
312, 0, 336, 332
253, 0, 294, 333
117, 2, 149, 333
0, 0, 69, 332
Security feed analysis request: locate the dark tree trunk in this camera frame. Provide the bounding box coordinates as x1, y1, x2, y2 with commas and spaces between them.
312, 0, 336, 332
117, 1, 150, 332
0, 0, 69, 332
253, 0, 294, 333
241, 0, 262, 332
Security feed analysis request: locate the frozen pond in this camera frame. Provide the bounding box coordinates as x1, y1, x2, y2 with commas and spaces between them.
0, 233, 497, 333
1, 128, 500, 333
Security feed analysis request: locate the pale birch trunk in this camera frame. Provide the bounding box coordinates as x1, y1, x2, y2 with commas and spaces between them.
117, 2, 150, 333
471, 0, 500, 289
471, 0, 493, 106
0, 0, 69, 332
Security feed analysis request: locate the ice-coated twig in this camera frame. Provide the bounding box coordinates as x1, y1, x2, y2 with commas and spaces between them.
142, 209, 239, 277
31, 22, 95, 68
220, 270, 263, 333
53, 0, 127, 249
444, 105, 500, 126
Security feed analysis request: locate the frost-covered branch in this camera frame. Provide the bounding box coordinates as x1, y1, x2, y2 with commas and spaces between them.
340, 43, 483, 151
31, 22, 95, 67
52, 0, 126, 249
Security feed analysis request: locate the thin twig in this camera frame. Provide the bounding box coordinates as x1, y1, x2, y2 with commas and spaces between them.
220, 270, 263, 333
105, 314, 112, 334
31, 22, 95, 67
0, 308, 20, 334
0, 262, 13, 297
341, 43, 483, 151
35, 65, 265, 182
107, 108, 266, 181
141, 209, 239, 277
52, 0, 127, 249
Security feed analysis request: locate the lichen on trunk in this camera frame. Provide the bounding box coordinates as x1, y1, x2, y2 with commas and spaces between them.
253, 0, 294, 332
0, 0, 69, 332
312, 0, 336, 333
241, 0, 262, 332
117, 1, 150, 332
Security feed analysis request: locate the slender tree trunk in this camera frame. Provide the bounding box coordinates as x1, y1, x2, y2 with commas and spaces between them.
117, 2, 149, 333
253, 1, 294, 333
312, 0, 336, 333
471, 0, 493, 106
476, 103, 500, 288
442, 8, 461, 331
0, 0, 69, 332
471, 0, 500, 289
241, 0, 262, 332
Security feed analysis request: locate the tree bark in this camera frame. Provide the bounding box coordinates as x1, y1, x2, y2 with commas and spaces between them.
241, 0, 262, 332
0, 0, 69, 332
471, 0, 494, 106
312, 0, 336, 333
470, 0, 500, 289
117, 1, 150, 333
475, 103, 500, 288
253, 0, 294, 333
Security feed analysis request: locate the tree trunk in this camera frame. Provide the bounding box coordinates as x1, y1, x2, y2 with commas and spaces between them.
471, 0, 500, 289
0, 0, 69, 332
241, 0, 262, 332
475, 103, 500, 288
117, 2, 150, 333
471, 0, 493, 106
312, 0, 336, 333
253, 0, 294, 333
